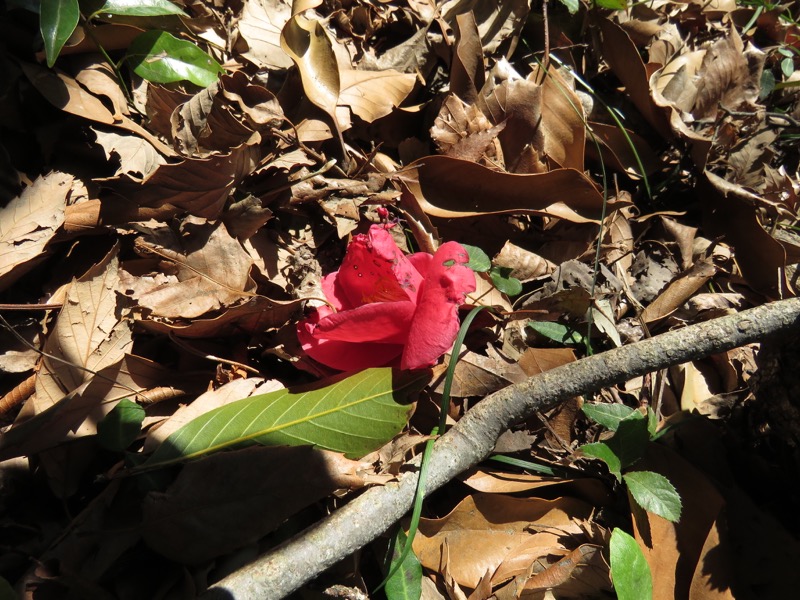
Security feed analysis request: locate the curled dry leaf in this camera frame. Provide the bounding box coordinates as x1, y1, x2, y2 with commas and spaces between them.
30, 247, 133, 415
236, 0, 295, 70
0, 171, 69, 292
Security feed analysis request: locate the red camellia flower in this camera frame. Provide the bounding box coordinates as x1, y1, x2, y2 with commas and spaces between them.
297, 225, 476, 371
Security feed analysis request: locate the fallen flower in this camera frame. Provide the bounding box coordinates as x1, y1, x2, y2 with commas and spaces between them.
297, 225, 476, 371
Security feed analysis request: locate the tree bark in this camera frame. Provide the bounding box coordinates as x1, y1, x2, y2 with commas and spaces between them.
201, 297, 800, 600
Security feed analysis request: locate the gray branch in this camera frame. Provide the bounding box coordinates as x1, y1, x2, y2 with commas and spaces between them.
201, 297, 800, 600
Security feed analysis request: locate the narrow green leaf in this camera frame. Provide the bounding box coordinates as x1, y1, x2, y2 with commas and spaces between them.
462, 244, 491, 272
144, 368, 428, 468
527, 321, 584, 345
126, 31, 223, 87
490, 267, 522, 296
557, 0, 580, 14
623, 471, 682, 523
646, 407, 658, 438
582, 403, 637, 432
594, 0, 627, 9
580, 442, 621, 480
385, 528, 423, 600
40, 0, 79, 68
97, 398, 145, 452
98, 0, 187, 17
610, 528, 652, 600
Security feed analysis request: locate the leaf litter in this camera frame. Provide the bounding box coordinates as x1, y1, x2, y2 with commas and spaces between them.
1, 0, 800, 598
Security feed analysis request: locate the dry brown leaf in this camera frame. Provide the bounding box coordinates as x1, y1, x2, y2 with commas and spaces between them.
441, 0, 530, 55
641, 257, 718, 324
236, 0, 295, 70
431, 94, 505, 163
435, 347, 528, 398
693, 28, 755, 119
494, 242, 556, 282
0, 171, 69, 291
92, 128, 167, 178
460, 468, 613, 506
31, 247, 133, 414
338, 69, 416, 123
413, 493, 593, 589
142, 445, 365, 564
108, 142, 260, 218
587, 121, 660, 178
126, 219, 256, 319
400, 155, 605, 223
538, 66, 586, 171
281, 6, 341, 124
451, 12, 485, 104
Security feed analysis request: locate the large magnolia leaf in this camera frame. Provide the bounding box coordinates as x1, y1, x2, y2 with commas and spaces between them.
144, 368, 429, 467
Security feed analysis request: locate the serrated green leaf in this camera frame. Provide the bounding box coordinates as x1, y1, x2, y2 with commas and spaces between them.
610, 528, 652, 600
606, 412, 650, 469
97, 398, 145, 452
623, 470, 682, 523
385, 528, 422, 600
582, 403, 637, 431
97, 0, 187, 17
527, 321, 584, 345
580, 442, 622, 480
490, 267, 522, 296
40, 0, 79, 67
126, 30, 223, 87
557, 0, 580, 14
462, 244, 491, 272
144, 368, 428, 468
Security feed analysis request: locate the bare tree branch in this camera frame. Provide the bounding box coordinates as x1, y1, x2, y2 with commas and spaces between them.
201, 297, 800, 600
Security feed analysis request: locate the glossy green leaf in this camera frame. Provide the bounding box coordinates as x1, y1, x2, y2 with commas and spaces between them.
40, 0, 79, 68
610, 528, 652, 600
385, 528, 423, 600
144, 368, 427, 468
580, 441, 621, 479
490, 267, 522, 296
97, 398, 146, 452
527, 321, 584, 345
582, 403, 637, 432
126, 30, 223, 87
462, 244, 491, 272
624, 470, 682, 523
97, 0, 187, 17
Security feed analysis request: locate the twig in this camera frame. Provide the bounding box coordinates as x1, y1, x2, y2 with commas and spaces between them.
201, 297, 800, 600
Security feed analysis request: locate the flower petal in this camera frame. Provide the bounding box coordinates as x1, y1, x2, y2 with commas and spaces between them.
401, 242, 476, 370
299, 336, 404, 371
337, 226, 424, 307
314, 301, 415, 343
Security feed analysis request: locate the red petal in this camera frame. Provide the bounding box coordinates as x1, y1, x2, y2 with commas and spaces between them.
314, 301, 415, 343
401, 242, 476, 370
336, 226, 423, 307
321, 272, 349, 310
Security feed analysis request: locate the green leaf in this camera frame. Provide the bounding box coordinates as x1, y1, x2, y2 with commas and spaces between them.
609, 528, 652, 600
646, 407, 658, 438
527, 321, 584, 345
781, 56, 795, 79
606, 412, 650, 469
557, 0, 580, 14
40, 0, 79, 68
385, 528, 423, 600
580, 442, 622, 480
97, 0, 187, 17
594, 0, 627, 9
623, 471, 682, 523
143, 368, 428, 468
490, 267, 522, 296
97, 398, 146, 452
462, 244, 491, 272
126, 30, 223, 87
582, 403, 637, 432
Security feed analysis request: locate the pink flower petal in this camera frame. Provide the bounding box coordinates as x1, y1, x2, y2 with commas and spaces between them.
298, 336, 405, 371
321, 272, 349, 311
336, 227, 423, 307
314, 301, 415, 343
401, 242, 476, 370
